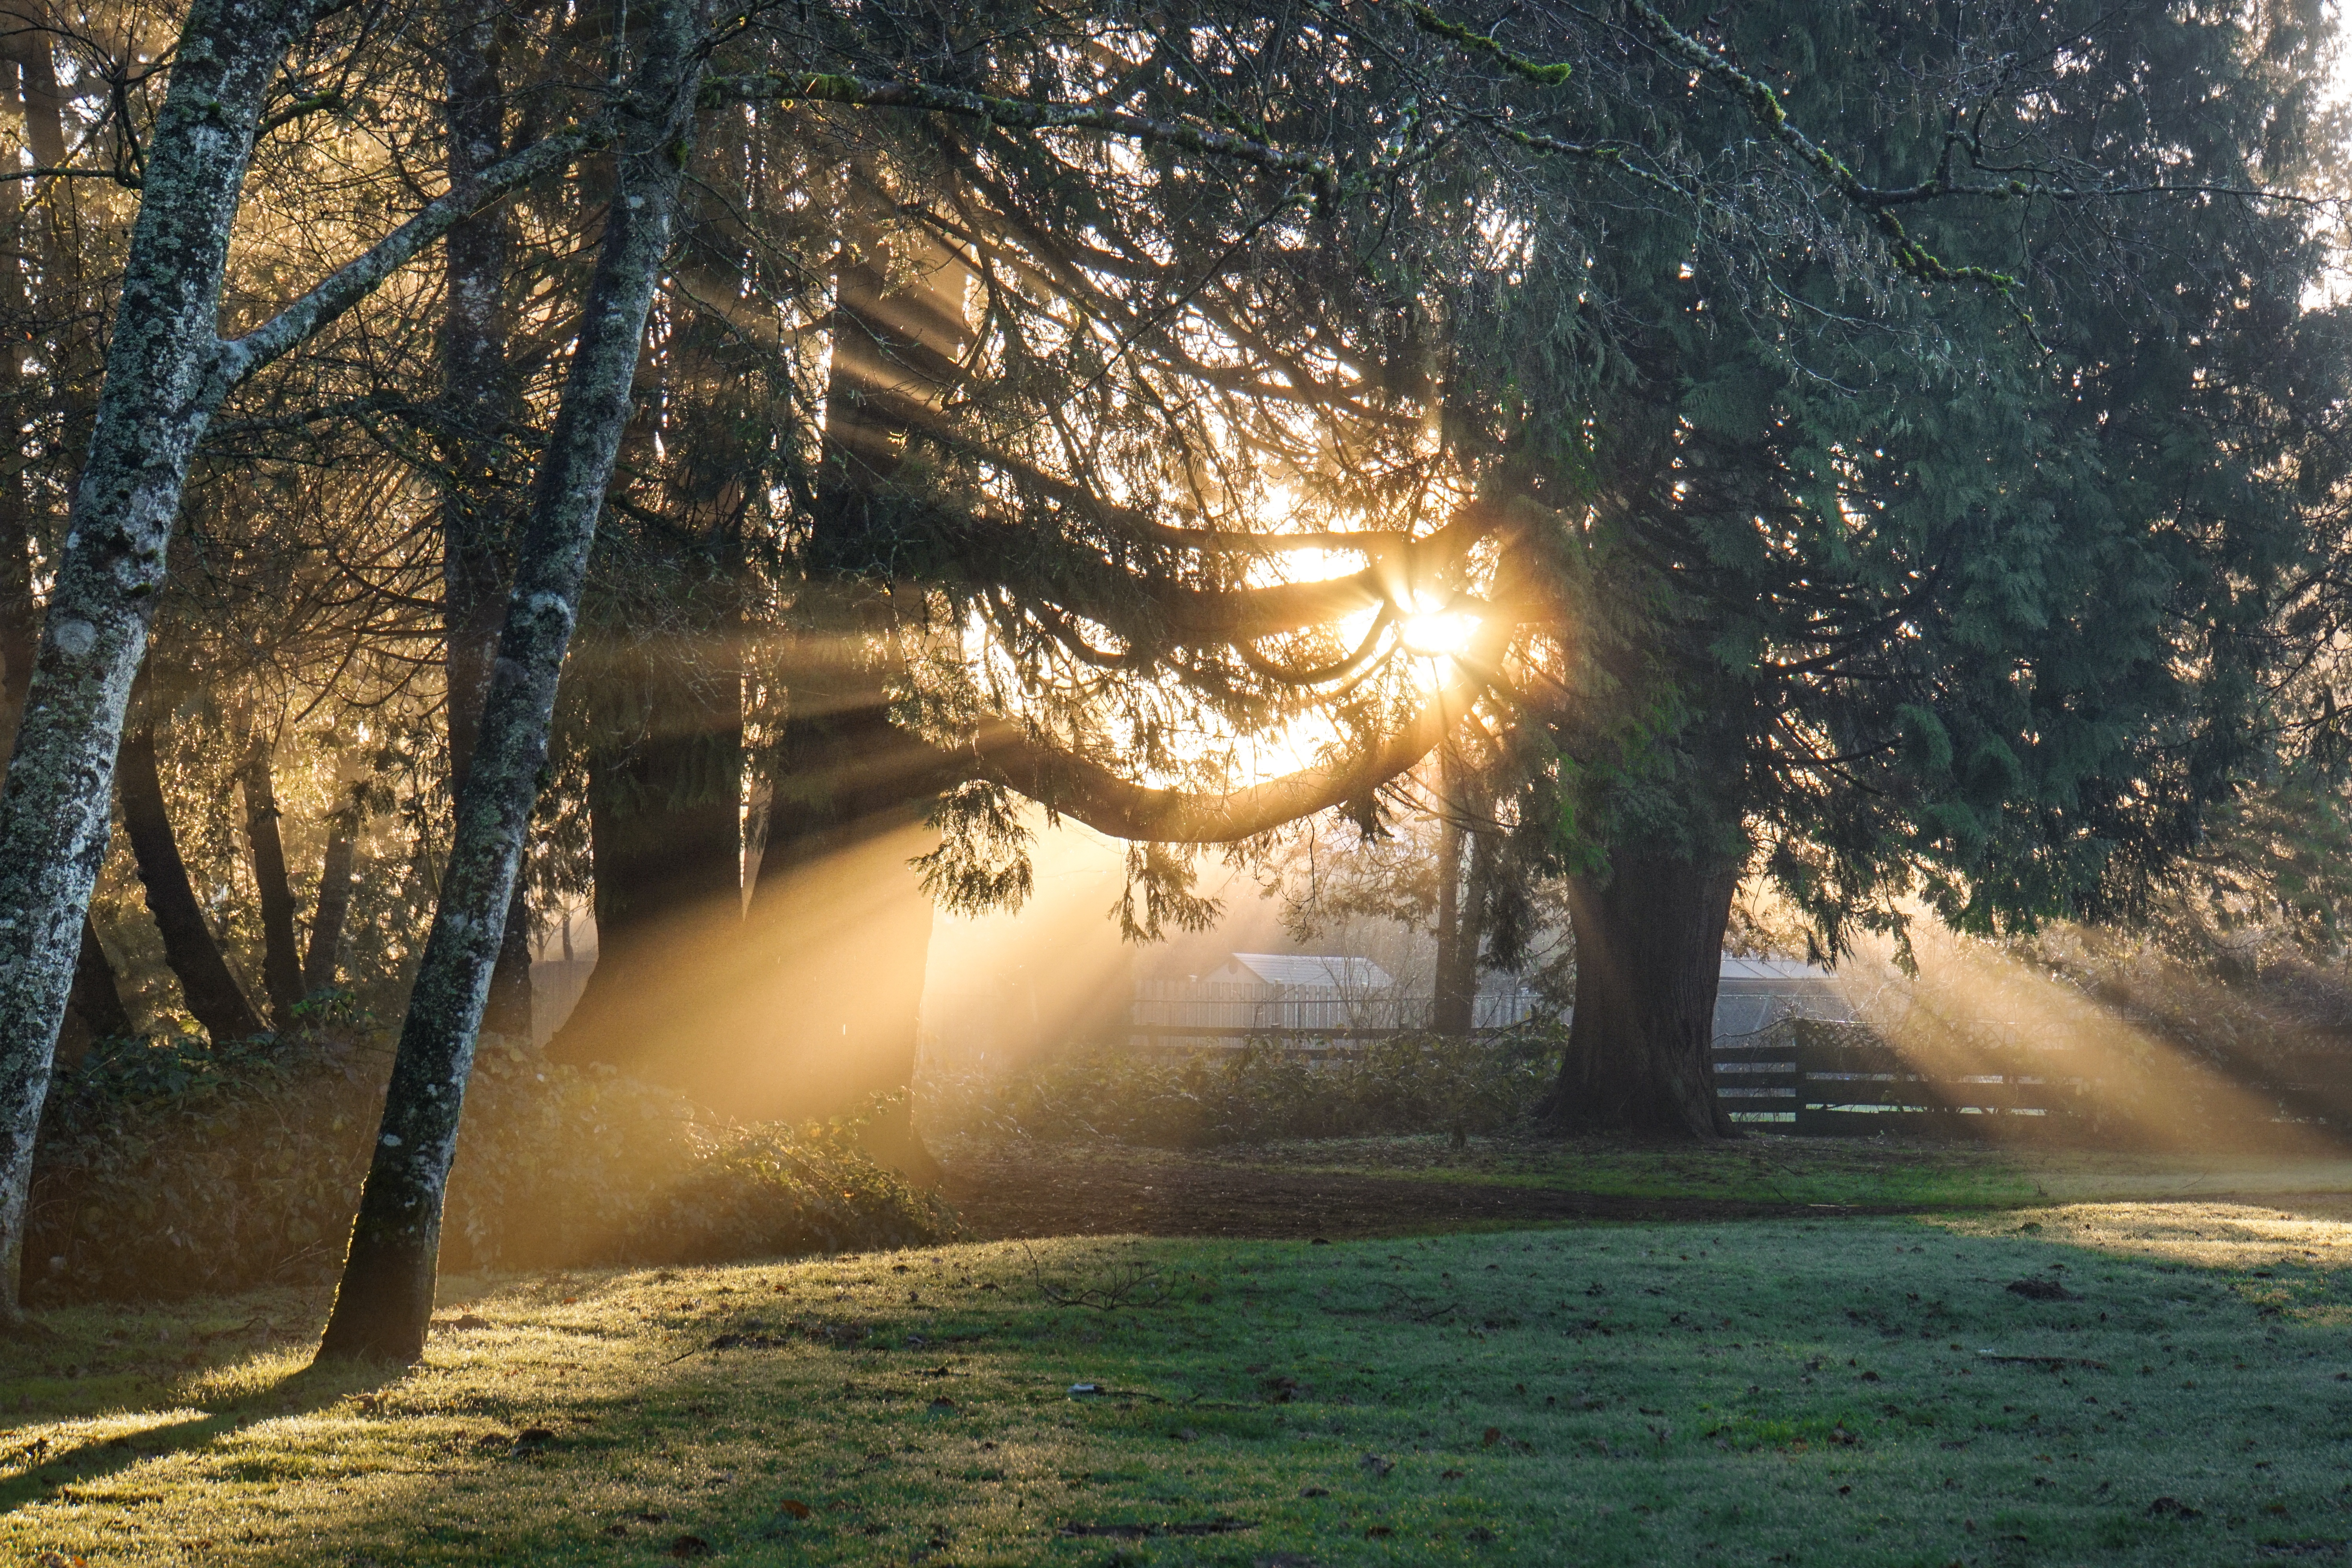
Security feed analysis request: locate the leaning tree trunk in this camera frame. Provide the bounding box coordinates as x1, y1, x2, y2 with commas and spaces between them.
0, 0, 600, 1322
240, 742, 306, 1021
119, 717, 267, 1044
0, 0, 324, 1319
316, 2, 706, 1363
1541, 849, 1742, 1139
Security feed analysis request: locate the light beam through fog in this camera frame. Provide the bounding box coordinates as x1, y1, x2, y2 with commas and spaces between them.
1843, 924, 2345, 1159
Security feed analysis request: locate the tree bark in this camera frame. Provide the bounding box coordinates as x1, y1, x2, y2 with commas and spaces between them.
545, 643, 741, 1065
0, 0, 327, 1317
303, 814, 355, 995
1540, 849, 1741, 1140
442, 1, 534, 1043
0, 0, 610, 1321
316, 0, 707, 1363
119, 715, 266, 1044
240, 742, 305, 1020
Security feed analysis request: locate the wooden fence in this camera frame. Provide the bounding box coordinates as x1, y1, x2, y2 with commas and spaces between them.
1713, 1016, 2352, 1140
1711, 1018, 2093, 1134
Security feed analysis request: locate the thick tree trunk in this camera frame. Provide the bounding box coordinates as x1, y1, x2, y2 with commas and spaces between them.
316, 3, 706, 1363
3, 42, 126, 1068
303, 815, 356, 995
119, 717, 266, 1044
677, 203, 973, 1180
240, 743, 305, 1020
544, 645, 742, 1066
1430, 750, 1487, 1036
1541, 850, 1740, 1139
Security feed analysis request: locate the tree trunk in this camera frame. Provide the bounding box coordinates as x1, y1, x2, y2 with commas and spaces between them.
441, 4, 534, 1044
0, 0, 323, 1318
119, 716, 266, 1044
1540, 849, 1740, 1139
673, 200, 973, 1180
1432, 760, 1476, 1034
0, 0, 604, 1321
66, 918, 131, 1043
240, 742, 305, 1021
545, 644, 742, 1067
303, 815, 355, 995
316, 1, 707, 1363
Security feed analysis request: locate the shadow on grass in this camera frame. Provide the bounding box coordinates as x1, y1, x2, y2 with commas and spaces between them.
0, 1357, 397, 1517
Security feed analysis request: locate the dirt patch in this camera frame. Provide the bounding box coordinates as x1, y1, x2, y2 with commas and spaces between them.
940, 1149, 1871, 1239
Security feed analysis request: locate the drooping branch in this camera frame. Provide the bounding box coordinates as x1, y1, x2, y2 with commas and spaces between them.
969, 618, 1518, 844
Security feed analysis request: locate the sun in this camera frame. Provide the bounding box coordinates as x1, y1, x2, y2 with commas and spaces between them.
1396, 590, 1479, 657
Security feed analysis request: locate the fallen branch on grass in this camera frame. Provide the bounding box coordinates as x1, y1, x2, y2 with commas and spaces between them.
1024, 1243, 1169, 1310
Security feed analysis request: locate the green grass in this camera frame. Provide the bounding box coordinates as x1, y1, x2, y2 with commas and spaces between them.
1211, 1131, 2352, 1210
5, 1204, 2352, 1565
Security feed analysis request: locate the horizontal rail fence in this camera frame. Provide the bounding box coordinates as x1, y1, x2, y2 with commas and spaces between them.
1715, 1018, 2107, 1135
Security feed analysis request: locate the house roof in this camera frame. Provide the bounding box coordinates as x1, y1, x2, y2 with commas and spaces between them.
1226, 952, 1396, 990
1720, 956, 1836, 983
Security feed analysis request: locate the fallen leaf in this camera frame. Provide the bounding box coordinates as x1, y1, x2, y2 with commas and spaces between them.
777, 1500, 812, 1520
667, 1535, 715, 1559
1481, 1427, 1501, 1447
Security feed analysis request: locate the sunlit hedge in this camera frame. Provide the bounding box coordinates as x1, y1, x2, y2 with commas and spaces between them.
24, 1008, 952, 1305
921, 1027, 1560, 1148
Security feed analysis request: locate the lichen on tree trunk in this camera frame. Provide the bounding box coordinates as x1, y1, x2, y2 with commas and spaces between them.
314, 0, 709, 1363
0, 0, 607, 1321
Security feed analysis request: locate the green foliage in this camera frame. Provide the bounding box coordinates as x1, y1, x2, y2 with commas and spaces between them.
923, 1029, 1559, 1148
24, 1026, 951, 1305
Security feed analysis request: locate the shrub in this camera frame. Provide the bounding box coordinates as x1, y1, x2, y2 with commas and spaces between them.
921, 1026, 1561, 1149
25, 1015, 952, 1305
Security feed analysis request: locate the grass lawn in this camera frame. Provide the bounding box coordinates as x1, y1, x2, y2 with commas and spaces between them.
3, 1198, 2350, 1565
1212, 1131, 2352, 1211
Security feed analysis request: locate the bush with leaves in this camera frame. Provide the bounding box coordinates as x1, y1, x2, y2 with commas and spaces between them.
24, 1010, 951, 1305
922, 1027, 1560, 1150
